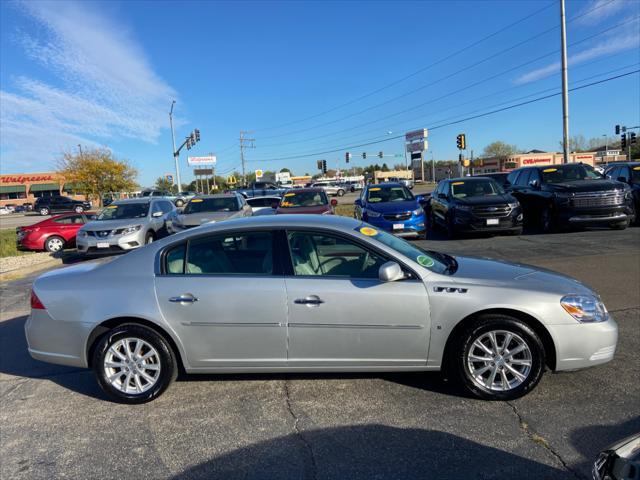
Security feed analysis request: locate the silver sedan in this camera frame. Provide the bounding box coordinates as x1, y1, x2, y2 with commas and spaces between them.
25, 215, 618, 403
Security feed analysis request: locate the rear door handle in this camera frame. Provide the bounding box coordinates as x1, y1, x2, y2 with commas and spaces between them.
169, 294, 198, 304
294, 295, 324, 306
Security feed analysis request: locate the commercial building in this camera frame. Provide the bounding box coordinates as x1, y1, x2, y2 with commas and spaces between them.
472, 150, 627, 174
0, 172, 87, 207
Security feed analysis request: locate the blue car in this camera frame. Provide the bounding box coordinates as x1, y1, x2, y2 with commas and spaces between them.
354, 183, 426, 238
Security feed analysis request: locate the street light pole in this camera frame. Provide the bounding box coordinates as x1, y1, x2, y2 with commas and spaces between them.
560, 0, 570, 164
169, 100, 183, 193
603, 134, 608, 164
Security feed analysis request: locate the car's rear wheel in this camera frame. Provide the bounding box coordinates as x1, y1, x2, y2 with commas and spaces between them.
175, 199, 184, 207
92, 325, 177, 404
44, 235, 65, 253
39, 207, 50, 216
337, 189, 345, 197
453, 315, 545, 400
74, 205, 84, 213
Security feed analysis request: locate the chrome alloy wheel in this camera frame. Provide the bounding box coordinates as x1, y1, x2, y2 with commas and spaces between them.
103, 338, 161, 394
46, 237, 64, 252
466, 330, 532, 392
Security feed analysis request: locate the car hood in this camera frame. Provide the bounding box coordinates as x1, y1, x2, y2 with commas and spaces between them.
178, 211, 242, 226
450, 255, 591, 294
543, 179, 624, 193
276, 205, 331, 215
82, 218, 148, 231
367, 200, 418, 213
455, 194, 515, 206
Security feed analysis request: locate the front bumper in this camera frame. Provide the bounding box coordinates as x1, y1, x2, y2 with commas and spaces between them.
363, 212, 426, 237
25, 309, 91, 368
452, 208, 523, 233
556, 203, 635, 226
76, 229, 146, 254
548, 316, 618, 371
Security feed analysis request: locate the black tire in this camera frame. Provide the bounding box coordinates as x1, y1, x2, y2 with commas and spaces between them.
540, 206, 554, 233
452, 315, 545, 401
145, 231, 155, 245
507, 227, 523, 236
74, 205, 84, 213
39, 207, 50, 216
610, 219, 629, 230
430, 212, 438, 230
337, 189, 345, 197
92, 325, 178, 404
175, 199, 184, 207
44, 235, 65, 253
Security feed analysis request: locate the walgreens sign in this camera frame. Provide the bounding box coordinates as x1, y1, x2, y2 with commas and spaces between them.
1, 174, 55, 184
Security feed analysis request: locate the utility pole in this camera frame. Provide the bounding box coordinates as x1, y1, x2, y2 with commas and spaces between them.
169, 101, 183, 193
431, 151, 435, 183
560, 0, 570, 164
77, 144, 83, 160
239, 131, 255, 187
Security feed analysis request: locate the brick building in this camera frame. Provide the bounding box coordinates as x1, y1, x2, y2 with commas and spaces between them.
0, 172, 87, 208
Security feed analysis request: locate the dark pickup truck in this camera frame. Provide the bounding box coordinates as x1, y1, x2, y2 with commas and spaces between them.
235, 182, 288, 198
506, 163, 635, 232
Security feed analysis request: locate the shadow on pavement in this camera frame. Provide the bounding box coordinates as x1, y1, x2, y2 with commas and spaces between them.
171, 424, 568, 480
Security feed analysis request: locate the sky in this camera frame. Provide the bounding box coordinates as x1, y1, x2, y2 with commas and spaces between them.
1, 0, 639, 187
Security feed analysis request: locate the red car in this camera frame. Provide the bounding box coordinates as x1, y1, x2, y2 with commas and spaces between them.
276, 188, 337, 215
16, 212, 95, 253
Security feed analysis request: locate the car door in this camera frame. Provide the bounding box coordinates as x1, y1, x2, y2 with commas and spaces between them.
431, 182, 446, 223
154, 230, 287, 368
52, 214, 85, 243
283, 230, 430, 366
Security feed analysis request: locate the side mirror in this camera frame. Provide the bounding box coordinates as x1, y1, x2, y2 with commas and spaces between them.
378, 261, 405, 282
617, 176, 628, 183
330, 198, 338, 206
529, 179, 540, 189
152, 211, 163, 218
354, 199, 362, 207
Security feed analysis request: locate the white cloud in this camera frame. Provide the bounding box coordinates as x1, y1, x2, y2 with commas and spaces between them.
574, 0, 630, 27
0, 0, 176, 171
513, 19, 640, 85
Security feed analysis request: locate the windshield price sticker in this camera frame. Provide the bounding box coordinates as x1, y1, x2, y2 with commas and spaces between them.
106, 205, 117, 209
284, 193, 296, 197
359, 226, 378, 236
369, 187, 381, 191
190, 199, 203, 203
452, 181, 464, 185
543, 168, 557, 173
417, 255, 435, 267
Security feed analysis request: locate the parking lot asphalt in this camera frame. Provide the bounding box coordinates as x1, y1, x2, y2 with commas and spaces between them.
1, 226, 638, 479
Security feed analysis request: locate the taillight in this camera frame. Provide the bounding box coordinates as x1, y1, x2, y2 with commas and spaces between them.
31, 290, 45, 310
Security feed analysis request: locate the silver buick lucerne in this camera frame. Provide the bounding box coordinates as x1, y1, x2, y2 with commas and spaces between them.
25, 215, 618, 403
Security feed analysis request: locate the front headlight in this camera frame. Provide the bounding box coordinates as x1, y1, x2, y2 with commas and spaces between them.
412, 208, 423, 216
366, 210, 381, 218
121, 225, 142, 235
508, 202, 519, 209
561, 294, 609, 323
79, 231, 88, 238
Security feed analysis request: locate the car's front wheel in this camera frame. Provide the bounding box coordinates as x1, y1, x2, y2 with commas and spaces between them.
92, 325, 178, 404
45, 235, 65, 253
74, 205, 84, 213
337, 189, 345, 197
175, 199, 184, 207
453, 315, 545, 400
39, 207, 50, 216
145, 231, 155, 244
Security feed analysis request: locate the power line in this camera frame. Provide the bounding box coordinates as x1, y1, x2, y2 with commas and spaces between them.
257, 16, 637, 149
245, 69, 639, 163
253, 0, 619, 140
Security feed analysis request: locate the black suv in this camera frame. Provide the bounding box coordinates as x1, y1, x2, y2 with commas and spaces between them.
604, 162, 640, 224
429, 177, 523, 237
34, 195, 92, 216
506, 163, 634, 232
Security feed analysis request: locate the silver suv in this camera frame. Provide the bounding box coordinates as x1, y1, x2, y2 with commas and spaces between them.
76, 198, 175, 255
311, 181, 346, 197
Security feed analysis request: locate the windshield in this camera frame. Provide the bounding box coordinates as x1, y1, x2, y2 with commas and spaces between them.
450, 180, 504, 198
367, 186, 414, 203
280, 191, 327, 208
541, 164, 602, 183
355, 224, 450, 274
184, 197, 239, 214
97, 203, 149, 220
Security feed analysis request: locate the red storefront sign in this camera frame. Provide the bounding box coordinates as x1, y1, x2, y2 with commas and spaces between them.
1, 175, 54, 184
522, 158, 552, 165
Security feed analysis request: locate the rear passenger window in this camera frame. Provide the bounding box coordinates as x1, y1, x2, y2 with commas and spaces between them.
186, 232, 273, 275
516, 170, 531, 186
165, 243, 186, 274
507, 170, 520, 185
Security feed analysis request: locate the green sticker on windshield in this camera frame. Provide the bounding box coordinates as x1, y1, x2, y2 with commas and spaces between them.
417, 255, 435, 267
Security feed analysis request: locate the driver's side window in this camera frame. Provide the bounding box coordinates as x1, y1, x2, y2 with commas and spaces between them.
287, 232, 386, 279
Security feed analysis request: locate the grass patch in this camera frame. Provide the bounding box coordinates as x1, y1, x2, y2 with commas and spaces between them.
0, 229, 29, 258
334, 204, 355, 218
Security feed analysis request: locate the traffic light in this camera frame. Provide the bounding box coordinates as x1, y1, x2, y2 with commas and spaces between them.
378, 151, 383, 159
317, 160, 323, 170
362, 152, 367, 159
321, 159, 327, 174
194, 129, 200, 142
456, 134, 466, 150
345, 152, 351, 163
615, 125, 620, 135
621, 134, 627, 149
186, 137, 192, 150
630, 132, 637, 145
458, 153, 464, 163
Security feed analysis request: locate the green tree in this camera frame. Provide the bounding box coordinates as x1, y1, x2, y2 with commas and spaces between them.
155, 177, 177, 193
482, 141, 520, 158
57, 147, 138, 207
279, 167, 292, 173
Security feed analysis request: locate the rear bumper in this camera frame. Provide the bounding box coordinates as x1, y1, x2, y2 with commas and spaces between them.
25, 310, 91, 368
548, 317, 618, 371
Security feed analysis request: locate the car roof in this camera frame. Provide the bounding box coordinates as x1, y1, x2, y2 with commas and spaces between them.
191, 193, 240, 199
283, 187, 325, 193
179, 214, 362, 233
111, 198, 152, 205
447, 177, 495, 182
367, 182, 404, 188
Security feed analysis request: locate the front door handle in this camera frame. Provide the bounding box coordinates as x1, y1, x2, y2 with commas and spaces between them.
294, 295, 324, 306
169, 294, 198, 304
